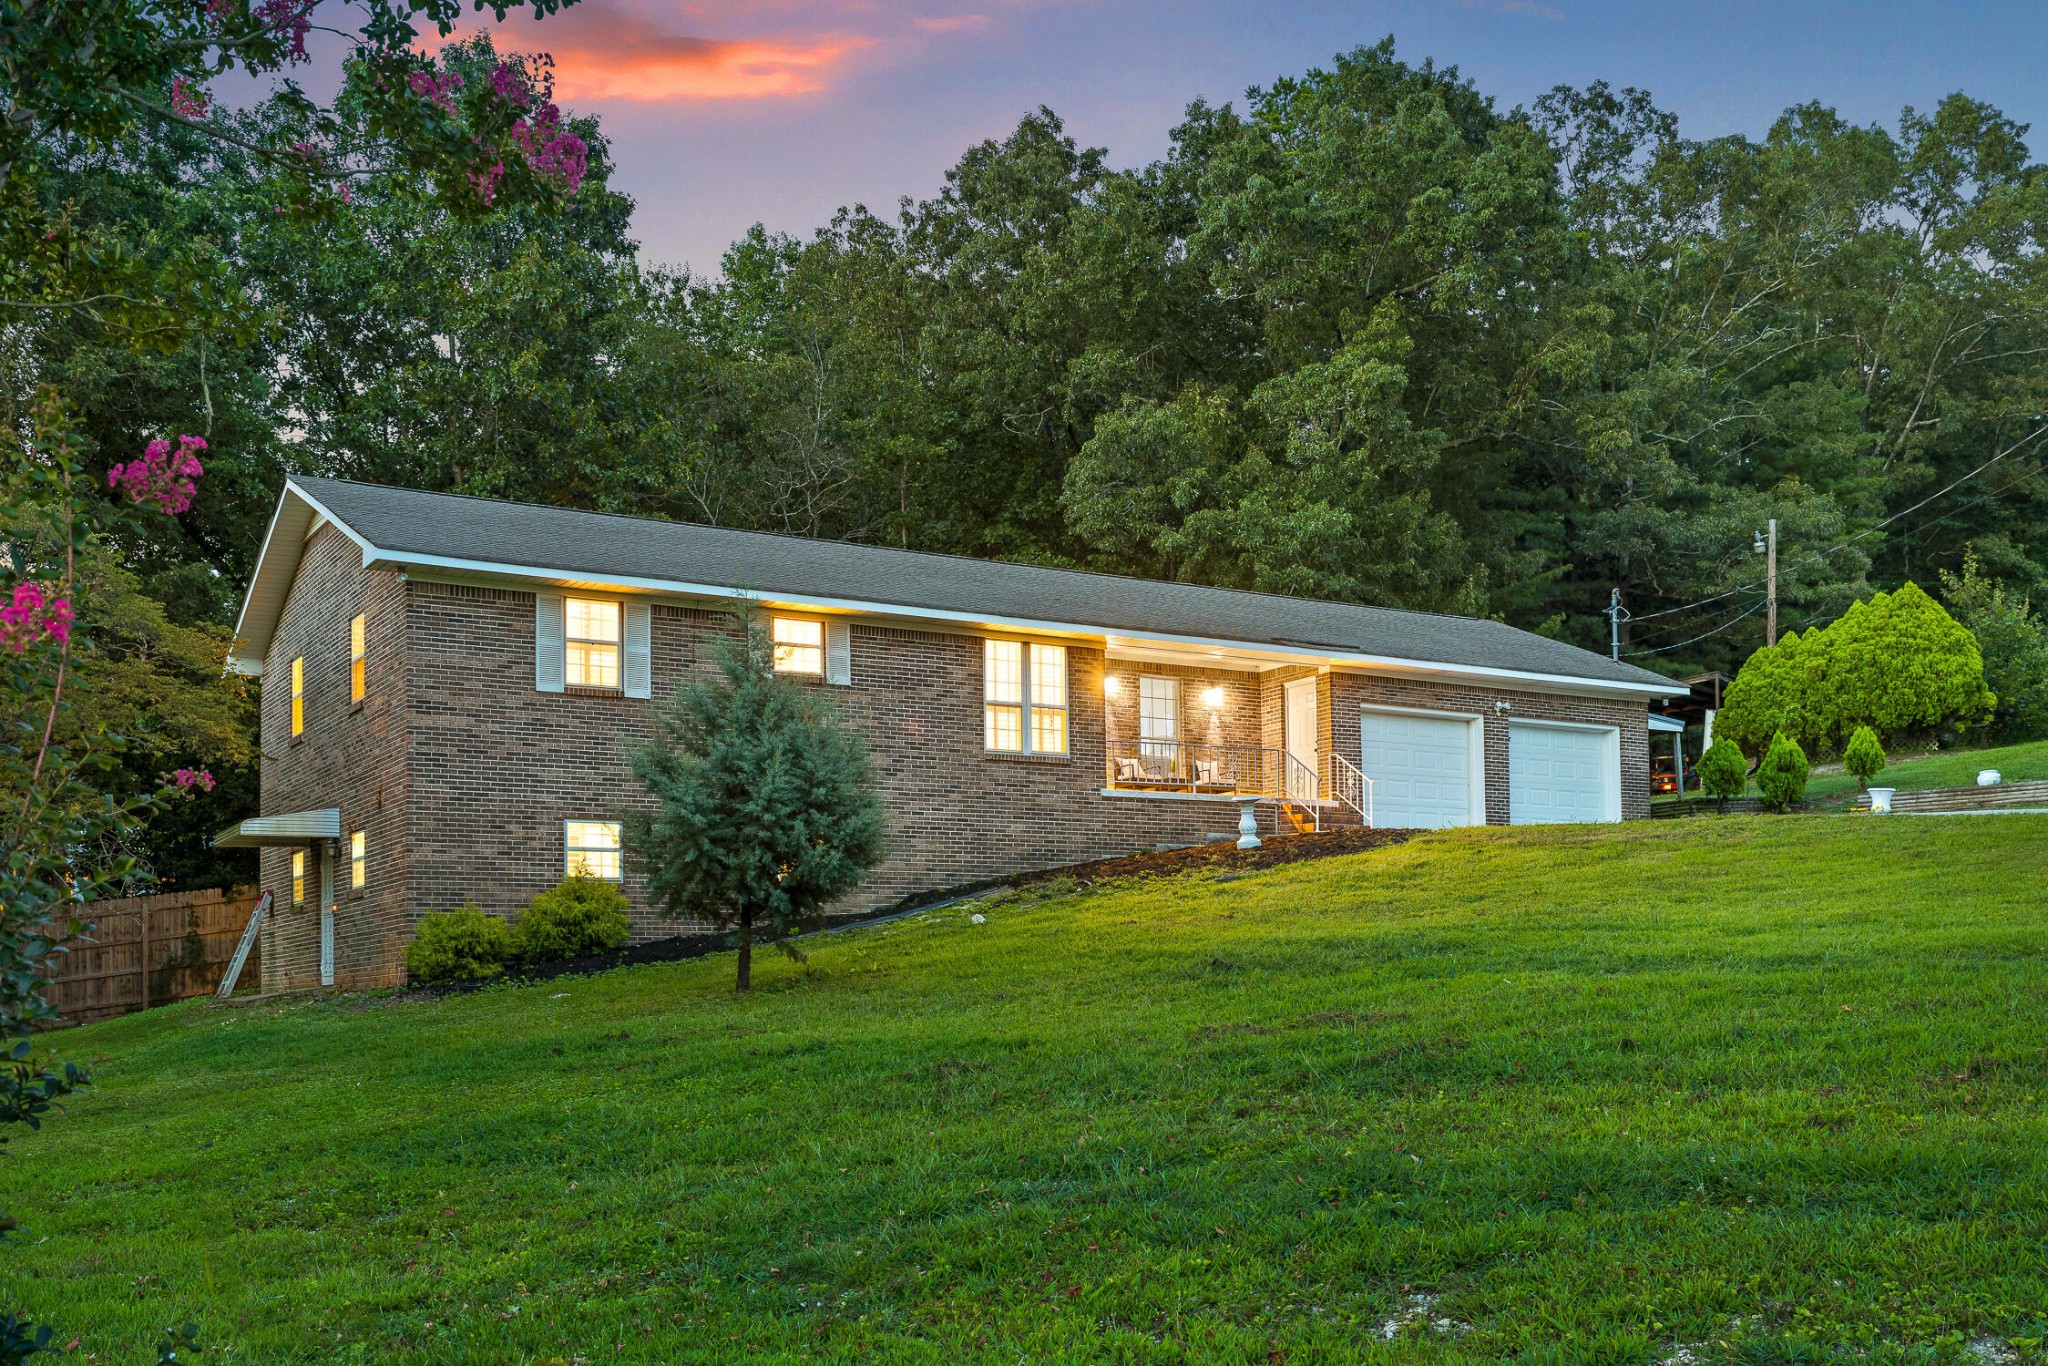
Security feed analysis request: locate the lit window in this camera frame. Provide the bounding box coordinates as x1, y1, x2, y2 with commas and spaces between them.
350, 830, 366, 890
1139, 677, 1179, 756
984, 640, 1067, 755
772, 617, 824, 674
566, 820, 623, 881
292, 850, 306, 907
350, 615, 366, 703
565, 598, 621, 688
290, 657, 304, 736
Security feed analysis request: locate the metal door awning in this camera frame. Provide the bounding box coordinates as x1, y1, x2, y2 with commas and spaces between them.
212, 809, 342, 848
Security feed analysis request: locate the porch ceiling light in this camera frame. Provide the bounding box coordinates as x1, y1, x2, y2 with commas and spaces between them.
1201, 686, 1227, 708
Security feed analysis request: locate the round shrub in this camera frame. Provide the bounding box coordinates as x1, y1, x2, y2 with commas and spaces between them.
1756, 731, 1810, 812
1697, 740, 1749, 802
1842, 725, 1886, 789
515, 876, 631, 962
404, 904, 514, 983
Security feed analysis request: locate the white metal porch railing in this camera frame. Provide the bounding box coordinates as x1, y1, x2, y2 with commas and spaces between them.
1325, 749, 1375, 827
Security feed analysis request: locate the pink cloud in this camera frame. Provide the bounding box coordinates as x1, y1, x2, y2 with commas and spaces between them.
917, 13, 993, 32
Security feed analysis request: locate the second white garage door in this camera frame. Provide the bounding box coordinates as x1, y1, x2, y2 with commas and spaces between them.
1359, 711, 1476, 829
1508, 722, 1618, 825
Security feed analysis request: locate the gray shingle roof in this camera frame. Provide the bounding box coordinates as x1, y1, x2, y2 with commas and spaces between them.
289, 477, 1677, 692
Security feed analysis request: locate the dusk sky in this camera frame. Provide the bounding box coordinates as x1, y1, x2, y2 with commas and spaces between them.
446, 0, 2048, 275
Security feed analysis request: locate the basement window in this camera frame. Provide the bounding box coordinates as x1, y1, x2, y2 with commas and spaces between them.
566, 820, 623, 882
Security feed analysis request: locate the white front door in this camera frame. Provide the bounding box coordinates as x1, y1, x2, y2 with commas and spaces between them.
1508, 722, 1619, 824
1359, 710, 1476, 828
1283, 679, 1318, 800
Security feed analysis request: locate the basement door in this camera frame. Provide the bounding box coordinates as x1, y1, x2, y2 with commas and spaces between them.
1507, 721, 1620, 825
1358, 710, 1475, 829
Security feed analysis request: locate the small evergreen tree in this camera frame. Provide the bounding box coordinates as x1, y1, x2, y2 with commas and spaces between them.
625, 616, 887, 991
1756, 731, 1811, 811
1716, 630, 1816, 759
403, 905, 515, 982
1820, 583, 1993, 748
1842, 725, 1886, 790
1697, 740, 1748, 804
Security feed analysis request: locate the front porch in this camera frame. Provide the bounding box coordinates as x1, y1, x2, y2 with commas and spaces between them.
1098, 662, 1374, 829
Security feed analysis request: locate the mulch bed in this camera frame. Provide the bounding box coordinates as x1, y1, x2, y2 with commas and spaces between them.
388, 827, 1419, 999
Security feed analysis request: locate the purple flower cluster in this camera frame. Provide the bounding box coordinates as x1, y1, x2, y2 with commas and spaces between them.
1, 582, 73, 653
171, 77, 210, 120
108, 435, 206, 516
509, 104, 589, 194
172, 768, 218, 792
409, 69, 465, 115
468, 152, 508, 205
489, 61, 532, 109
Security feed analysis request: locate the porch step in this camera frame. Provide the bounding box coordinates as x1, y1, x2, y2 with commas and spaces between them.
1280, 800, 1366, 834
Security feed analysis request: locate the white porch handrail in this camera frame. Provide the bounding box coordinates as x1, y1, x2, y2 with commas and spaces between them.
1325, 750, 1375, 827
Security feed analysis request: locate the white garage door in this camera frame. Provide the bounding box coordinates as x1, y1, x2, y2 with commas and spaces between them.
1359, 711, 1475, 829
1509, 723, 1616, 825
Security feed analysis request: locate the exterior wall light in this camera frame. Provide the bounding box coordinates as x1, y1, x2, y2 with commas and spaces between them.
1494, 699, 1513, 715
1104, 675, 1121, 697
1201, 686, 1227, 709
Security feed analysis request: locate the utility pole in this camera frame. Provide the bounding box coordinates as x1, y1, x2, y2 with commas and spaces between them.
1765, 518, 1778, 646
1608, 586, 1623, 661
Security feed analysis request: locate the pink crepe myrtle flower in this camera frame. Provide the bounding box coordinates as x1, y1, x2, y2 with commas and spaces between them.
409, 69, 465, 115
254, 0, 313, 63
509, 104, 589, 194
0, 582, 73, 653
171, 78, 210, 120
467, 151, 507, 205
108, 435, 206, 516
489, 61, 532, 109
172, 768, 217, 793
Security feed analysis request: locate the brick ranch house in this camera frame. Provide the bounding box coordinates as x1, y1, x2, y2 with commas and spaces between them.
217, 478, 1682, 991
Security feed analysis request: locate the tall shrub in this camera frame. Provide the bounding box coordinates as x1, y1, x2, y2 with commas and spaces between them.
1842, 726, 1886, 790
1756, 732, 1811, 811
1716, 630, 1816, 759
1821, 583, 1992, 748
625, 615, 887, 992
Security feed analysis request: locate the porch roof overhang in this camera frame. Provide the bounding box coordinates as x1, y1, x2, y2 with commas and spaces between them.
213, 809, 342, 848
1647, 714, 1687, 733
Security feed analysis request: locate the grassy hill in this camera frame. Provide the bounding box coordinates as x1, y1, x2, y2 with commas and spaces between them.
17, 817, 2048, 1363
1801, 736, 2048, 805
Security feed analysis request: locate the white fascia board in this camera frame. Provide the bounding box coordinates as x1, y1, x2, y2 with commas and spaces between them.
366, 547, 1685, 701
226, 482, 382, 674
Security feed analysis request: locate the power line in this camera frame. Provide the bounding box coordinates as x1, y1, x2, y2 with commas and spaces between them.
1622, 598, 1767, 657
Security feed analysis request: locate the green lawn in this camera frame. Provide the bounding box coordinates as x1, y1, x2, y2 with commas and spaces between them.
17, 818, 2048, 1363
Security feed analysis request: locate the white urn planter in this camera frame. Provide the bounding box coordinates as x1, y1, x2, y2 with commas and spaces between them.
1978, 769, 2001, 786
1234, 796, 1263, 849
1867, 786, 1896, 813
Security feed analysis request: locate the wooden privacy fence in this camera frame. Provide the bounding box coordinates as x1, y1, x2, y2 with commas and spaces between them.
45, 886, 261, 1026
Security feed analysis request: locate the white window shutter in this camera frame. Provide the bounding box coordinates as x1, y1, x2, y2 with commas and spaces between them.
826, 621, 852, 685
535, 592, 565, 692
623, 602, 652, 698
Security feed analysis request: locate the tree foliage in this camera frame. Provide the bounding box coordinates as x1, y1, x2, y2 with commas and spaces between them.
1939, 553, 2048, 741
625, 618, 886, 992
